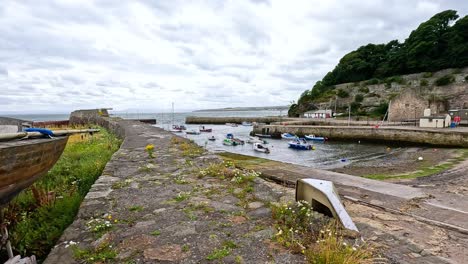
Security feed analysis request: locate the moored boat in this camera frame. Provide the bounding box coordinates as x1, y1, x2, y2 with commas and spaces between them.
253, 143, 270, 153
247, 136, 267, 144
223, 138, 238, 146
288, 138, 313, 150
281, 133, 296, 139
208, 136, 216, 141
254, 133, 271, 138
225, 123, 238, 127
241, 121, 252, 126
305, 134, 328, 142
226, 133, 244, 145
199, 126, 212, 132
171, 125, 184, 133
186, 130, 200, 135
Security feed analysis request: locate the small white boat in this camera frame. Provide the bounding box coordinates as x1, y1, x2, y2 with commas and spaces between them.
253, 143, 270, 153
247, 136, 267, 144
305, 134, 328, 142
241, 121, 252, 126
281, 133, 296, 139
186, 130, 200, 135
225, 123, 238, 127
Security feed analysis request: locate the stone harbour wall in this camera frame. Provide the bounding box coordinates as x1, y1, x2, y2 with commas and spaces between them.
253, 125, 468, 147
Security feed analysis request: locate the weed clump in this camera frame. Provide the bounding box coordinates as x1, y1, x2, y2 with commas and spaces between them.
271, 201, 373, 263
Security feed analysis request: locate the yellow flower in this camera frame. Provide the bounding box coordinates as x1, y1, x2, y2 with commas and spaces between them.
145, 144, 155, 151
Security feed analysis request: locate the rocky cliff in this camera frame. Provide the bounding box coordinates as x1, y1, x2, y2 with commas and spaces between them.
295, 67, 468, 120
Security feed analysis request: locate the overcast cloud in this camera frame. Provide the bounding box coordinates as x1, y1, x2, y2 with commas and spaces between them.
0, 0, 467, 113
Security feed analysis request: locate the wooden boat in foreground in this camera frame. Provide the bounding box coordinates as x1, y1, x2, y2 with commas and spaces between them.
0, 136, 68, 206
0, 128, 99, 206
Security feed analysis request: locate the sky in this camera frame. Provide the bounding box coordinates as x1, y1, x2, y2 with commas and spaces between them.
1, 0, 467, 114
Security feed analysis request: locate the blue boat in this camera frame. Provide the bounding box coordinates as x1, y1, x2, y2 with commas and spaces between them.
305, 134, 328, 142
288, 138, 313, 150
281, 133, 296, 139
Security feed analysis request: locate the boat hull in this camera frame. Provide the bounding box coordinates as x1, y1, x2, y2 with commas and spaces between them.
305, 135, 327, 141
0, 137, 68, 206
288, 143, 312, 150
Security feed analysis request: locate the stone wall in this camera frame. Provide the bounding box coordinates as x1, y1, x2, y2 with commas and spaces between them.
69, 109, 110, 125
0, 117, 31, 131
253, 125, 468, 147
388, 89, 429, 121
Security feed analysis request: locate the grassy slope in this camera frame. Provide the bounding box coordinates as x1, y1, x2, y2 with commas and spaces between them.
2, 127, 121, 261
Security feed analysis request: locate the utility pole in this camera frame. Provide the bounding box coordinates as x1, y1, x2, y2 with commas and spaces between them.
348, 104, 351, 126
334, 96, 337, 118
172, 102, 174, 126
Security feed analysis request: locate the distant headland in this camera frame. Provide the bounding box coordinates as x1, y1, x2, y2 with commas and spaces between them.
193, 105, 289, 112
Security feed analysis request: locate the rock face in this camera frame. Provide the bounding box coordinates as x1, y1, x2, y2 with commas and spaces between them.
302, 67, 468, 119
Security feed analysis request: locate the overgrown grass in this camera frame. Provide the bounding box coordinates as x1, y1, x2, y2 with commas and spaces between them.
171, 137, 204, 157
2, 127, 121, 261
218, 152, 272, 170
271, 201, 373, 264
206, 240, 238, 260
364, 149, 468, 180
72, 241, 117, 263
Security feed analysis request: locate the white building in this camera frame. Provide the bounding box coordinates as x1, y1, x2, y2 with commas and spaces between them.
303, 109, 333, 119
419, 114, 451, 128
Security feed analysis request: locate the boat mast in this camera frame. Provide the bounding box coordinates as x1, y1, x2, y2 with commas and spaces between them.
172, 102, 174, 126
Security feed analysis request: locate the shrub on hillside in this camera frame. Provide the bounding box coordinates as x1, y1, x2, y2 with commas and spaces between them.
422, 72, 433, 78
336, 89, 349, 98
384, 76, 406, 86
358, 86, 369, 93
420, 79, 429, 86
464, 75, 468, 82
366, 92, 380, 98
435, 74, 455, 86
350, 102, 362, 114
354, 94, 364, 103
364, 78, 380, 85
452, 68, 462, 74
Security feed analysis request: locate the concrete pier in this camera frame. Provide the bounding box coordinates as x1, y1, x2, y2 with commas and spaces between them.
253, 124, 468, 147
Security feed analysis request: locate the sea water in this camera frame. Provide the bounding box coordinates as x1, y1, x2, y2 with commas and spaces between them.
168, 123, 399, 170
4, 110, 398, 170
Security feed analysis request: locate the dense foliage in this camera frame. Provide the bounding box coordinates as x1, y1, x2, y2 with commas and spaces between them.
1, 128, 121, 262
290, 10, 468, 116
